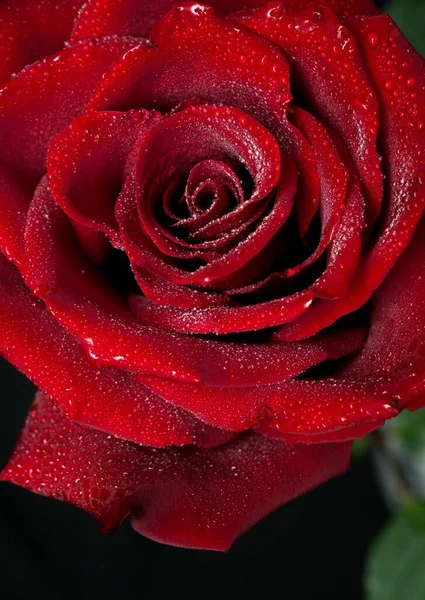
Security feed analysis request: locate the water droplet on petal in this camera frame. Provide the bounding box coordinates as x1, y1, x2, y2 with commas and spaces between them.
368, 33, 379, 47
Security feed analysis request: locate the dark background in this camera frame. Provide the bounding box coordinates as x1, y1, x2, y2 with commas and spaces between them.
0, 360, 389, 600
0, 1, 421, 598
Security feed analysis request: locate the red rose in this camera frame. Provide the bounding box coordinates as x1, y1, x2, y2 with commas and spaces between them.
0, 0, 424, 551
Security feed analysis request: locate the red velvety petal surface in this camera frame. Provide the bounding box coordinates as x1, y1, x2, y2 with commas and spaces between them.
0, 253, 234, 448
0, 36, 137, 276
275, 14, 425, 341
284, 107, 349, 276
131, 104, 283, 277
0, 0, 85, 84
337, 214, 425, 411
88, 4, 291, 124
129, 290, 313, 335
17, 179, 391, 443
256, 421, 385, 444
1, 392, 351, 550
71, 0, 267, 42
238, 5, 383, 223
252, 1, 379, 18
47, 108, 162, 237
70, 0, 379, 46
138, 368, 397, 436
0, 38, 137, 182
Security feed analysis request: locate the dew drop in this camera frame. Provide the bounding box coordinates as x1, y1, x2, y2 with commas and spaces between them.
368, 33, 379, 47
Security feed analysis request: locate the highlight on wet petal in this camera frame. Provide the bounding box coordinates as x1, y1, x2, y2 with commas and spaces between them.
1, 393, 351, 550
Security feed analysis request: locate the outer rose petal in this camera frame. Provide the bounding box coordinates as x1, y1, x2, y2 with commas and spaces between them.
138, 370, 397, 437
237, 4, 383, 223
0, 37, 137, 275
70, 0, 268, 42
256, 421, 385, 444
47, 108, 162, 237
70, 0, 379, 45
1, 393, 351, 551
0, 38, 137, 181
87, 5, 291, 125
0, 254, 233, 448
337, 215, 425, 411
0, 0, 85, 84
266, 0, 379, 17
276, 14, 425, 341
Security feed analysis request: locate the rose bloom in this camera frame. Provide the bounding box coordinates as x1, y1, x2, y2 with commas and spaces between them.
0, 0, 424, 551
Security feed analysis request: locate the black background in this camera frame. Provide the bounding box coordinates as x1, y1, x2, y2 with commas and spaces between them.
0, 359, 389, 600
0, 1, 407, 598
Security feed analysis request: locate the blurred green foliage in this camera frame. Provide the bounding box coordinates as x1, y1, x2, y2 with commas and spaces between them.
384, 409, 425, 454
365, 501, 425, 600
388, 0, 425, 56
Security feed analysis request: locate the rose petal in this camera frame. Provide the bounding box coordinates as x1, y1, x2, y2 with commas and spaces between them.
47, 108, 161, 239
276, 15, 425, 341
226, 160, 364, 303
337, 214, 425, 411
238, 5, 383, 224
279, 117, 320, 237
1, 392, 351, 550
0, 0, 85, 84
314, 173, 365, 299
70, 0, 268, 43
256, 421, 384, 444
0, 253, 234, 448
245, 1, 379, 18
118, 172, 267, 283
25, 179, 203, 382
25, 180, 343, 386
70, 0, 380, 48
118, 165, 296, 299
134, 267, 229, 309
0, 37, 137, 274
138, 360, 397, 436
283, 107, 348, 277
133, 104, 282, 272
88, 4, 291, 125
72, 223, 110, 265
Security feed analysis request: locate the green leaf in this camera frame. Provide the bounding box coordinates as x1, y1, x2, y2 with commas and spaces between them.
365, 501, 425, 600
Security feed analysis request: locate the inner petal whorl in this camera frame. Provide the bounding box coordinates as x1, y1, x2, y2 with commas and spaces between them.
125, 104, 285, 286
